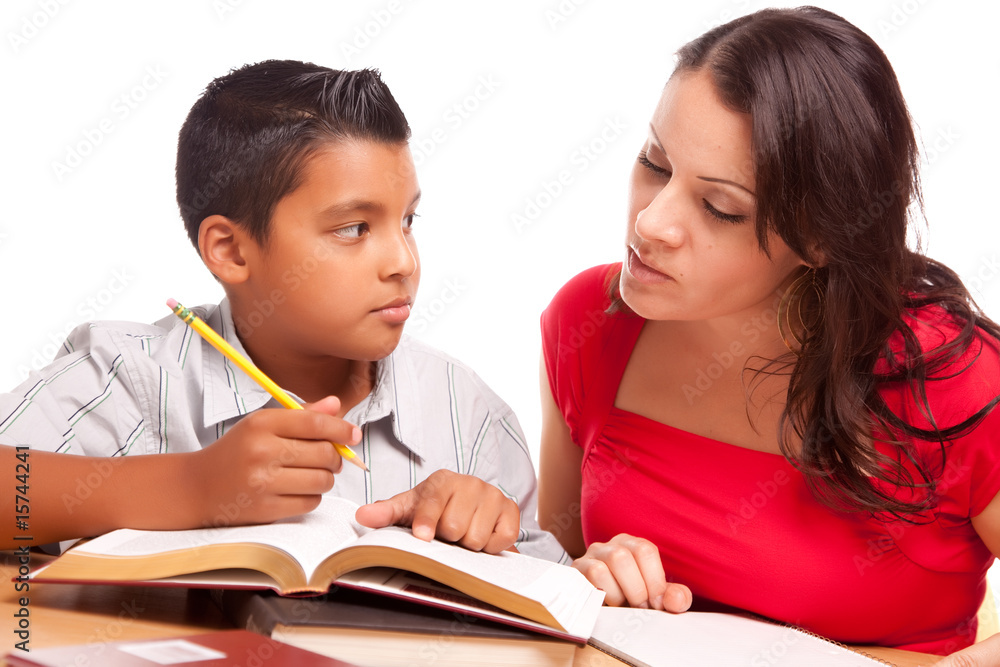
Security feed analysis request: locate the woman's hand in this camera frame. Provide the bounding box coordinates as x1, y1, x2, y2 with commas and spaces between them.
930, 632, 1000, 666
573, 533, 692, 612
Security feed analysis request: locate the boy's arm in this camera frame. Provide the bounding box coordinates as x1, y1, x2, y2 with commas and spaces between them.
0, 397, 360, 550
0, 444, 203, 549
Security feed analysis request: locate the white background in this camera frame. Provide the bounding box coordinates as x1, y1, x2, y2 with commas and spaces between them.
2, 3, 997, 480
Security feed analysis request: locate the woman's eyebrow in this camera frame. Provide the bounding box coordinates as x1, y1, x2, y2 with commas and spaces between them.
648, 123, 755, 197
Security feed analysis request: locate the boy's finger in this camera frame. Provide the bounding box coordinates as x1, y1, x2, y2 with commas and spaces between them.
432, 494, 479, 546
301, 395, 342, 415
267, 408, 362, 448
408, 488, 449, 542
255, 465, 337, 496
479, 501, 520, 554
354, 489, 419, 531
276, 439, 343, 473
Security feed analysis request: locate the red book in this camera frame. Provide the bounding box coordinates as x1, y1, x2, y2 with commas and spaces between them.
4, 629, 358, 667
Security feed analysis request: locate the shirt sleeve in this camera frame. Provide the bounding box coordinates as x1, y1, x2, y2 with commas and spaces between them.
0, 323, 151, 457
476, 405, 571, 564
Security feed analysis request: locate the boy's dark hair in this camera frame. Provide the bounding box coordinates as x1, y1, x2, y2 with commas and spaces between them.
176, 60, 411, 250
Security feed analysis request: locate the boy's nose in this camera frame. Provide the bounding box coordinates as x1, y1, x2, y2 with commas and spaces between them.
383, 231, 418, 279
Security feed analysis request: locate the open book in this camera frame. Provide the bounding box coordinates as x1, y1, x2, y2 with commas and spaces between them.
29, 496, 603, 641
588, 607, 886, 666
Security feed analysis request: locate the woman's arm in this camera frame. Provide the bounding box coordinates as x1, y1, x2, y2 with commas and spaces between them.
930, 490, 1000, 665
537, 353, 586, 558
537, 352, 692, 612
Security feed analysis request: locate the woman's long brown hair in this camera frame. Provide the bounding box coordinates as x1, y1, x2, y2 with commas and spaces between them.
612, 6, 1000, 517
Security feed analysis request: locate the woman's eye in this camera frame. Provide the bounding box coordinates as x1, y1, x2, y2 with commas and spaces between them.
335, 223, 368, 239
702, 200, 748, 225
404, 213, 420, 230
638, 150, 670, 178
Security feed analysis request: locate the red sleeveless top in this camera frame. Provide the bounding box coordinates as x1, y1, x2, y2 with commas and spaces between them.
542, 264, 1000, 655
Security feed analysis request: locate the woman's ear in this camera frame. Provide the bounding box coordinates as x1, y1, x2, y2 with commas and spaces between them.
198, 215, 252, 285
805, 242, 828, 269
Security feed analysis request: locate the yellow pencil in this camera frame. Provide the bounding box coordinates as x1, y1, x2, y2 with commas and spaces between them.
166, 298, 368, 472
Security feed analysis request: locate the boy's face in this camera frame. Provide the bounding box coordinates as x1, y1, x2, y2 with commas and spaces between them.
236, 140, 421, 363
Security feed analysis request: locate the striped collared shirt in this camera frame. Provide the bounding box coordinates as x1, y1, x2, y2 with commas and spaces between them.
0, 300, 568, 563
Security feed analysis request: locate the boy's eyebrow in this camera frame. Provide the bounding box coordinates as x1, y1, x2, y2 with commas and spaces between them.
320, 191, 422, 217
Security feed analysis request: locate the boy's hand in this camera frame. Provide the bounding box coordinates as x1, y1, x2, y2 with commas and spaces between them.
573, 533, 692, 612
191, 396, 360, 526
355, 470, 519, 554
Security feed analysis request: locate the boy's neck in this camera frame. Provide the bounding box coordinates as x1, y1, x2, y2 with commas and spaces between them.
241, 342, 375, 416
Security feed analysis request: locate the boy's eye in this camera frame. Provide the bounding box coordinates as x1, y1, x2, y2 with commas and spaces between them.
335, 223, 368, 239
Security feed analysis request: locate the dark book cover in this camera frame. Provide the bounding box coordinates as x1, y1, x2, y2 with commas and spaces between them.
215, 586, 551, 642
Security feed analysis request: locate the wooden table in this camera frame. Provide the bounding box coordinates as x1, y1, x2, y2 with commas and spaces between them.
0, 552, 939, 666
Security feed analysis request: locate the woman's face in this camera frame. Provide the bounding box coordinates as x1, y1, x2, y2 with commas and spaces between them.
620, 70, 807, 324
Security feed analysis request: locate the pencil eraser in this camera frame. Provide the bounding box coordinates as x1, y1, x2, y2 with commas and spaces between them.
166, 298, 178, 309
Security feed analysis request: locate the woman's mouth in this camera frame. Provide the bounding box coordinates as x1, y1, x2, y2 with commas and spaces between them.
626, 247, 674, 285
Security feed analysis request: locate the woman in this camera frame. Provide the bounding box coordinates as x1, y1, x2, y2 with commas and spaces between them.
538, 6, 1000, 661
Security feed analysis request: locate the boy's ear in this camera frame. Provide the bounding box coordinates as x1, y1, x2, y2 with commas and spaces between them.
198, 215, 251, 284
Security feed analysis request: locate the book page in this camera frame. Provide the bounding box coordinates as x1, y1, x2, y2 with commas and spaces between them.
343, 527, 603, 637
336, 567, 565, 634
69, 495, 370, 576
589, 608, 883, 666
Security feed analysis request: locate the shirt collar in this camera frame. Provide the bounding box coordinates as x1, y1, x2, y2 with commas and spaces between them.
201, 299, 277, 427
199, 304, 427, 461
345, 335, 428, 462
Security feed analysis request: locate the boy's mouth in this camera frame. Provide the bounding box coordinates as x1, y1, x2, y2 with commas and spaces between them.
372, 297, 413, 324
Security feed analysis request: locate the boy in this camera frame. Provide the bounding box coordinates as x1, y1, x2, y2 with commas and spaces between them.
0, 60, 566, 563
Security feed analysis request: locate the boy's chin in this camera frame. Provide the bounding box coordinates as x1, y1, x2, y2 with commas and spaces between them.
353, 331, 407, 362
